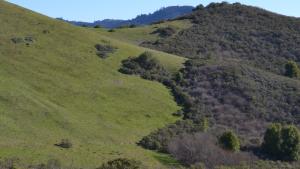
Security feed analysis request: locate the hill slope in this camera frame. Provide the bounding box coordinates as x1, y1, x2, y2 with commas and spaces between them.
143, 2, 300, 75
0, 1, 186, 168
66, 6, 194, 28
141, 2, 300, 145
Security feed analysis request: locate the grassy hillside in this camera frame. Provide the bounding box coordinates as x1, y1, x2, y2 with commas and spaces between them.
0, 1, 186, 168
94, 20, 192, 45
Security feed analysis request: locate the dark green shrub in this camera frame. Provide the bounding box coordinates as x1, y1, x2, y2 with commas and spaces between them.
219, 131, 240, 152
94, 25, 102, 28
97, 158, 142, 169
95, 44, 117, 59
262, 123, 300, 161
285, 61, 300, 78
262, 123, 282, 157
119, 51, 171, 82
134, 52, 159, 70
55, 139, 72, 149
280, 125, 300, 161
108, 29, 115, 32
152, 26, 176, 38
129, 24, 137, 28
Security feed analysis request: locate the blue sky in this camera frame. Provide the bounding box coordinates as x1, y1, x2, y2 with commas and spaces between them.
6, 0, 300, 22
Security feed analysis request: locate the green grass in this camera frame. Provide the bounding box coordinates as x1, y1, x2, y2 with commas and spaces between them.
93, 20, 193, 45
0, 1, 185, 168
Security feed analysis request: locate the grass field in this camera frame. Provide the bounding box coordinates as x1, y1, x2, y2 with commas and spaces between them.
0, 1, 186, 168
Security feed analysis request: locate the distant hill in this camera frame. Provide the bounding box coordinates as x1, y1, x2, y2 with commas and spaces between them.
62, 6, 194, 28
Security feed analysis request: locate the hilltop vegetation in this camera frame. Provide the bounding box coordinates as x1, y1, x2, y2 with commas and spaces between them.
143, 2, 300, 75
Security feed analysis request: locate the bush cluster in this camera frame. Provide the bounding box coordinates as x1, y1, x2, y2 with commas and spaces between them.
95, 44, 117, 59
285, 61, 300, 78
119, 51, 171, 81
218, 131, 240, 152
97, 158, 142, 169
262, 123, 300, 161
152, 26, 176, 38
138, 120, 207, 152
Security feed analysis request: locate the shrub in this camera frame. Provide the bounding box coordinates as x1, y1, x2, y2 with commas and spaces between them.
129, 24, 137, 28
152, 26, 176, 38
95, 44, 117, 59
55, 139, 72, 149
108, 29, 115, 32
280, 125, 300, 161
262, 123, 282, 157
219, 131, 240, 152
94, 25, 102, 28
262, 123, 300, 161
119, 51, 171, 82
97, 158, 142, 169
285, 61, 300, 78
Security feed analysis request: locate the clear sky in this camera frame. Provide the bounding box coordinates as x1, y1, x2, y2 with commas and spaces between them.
5, 0, 300, 22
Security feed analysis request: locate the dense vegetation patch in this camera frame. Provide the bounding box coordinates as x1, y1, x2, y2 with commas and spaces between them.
219, 131, 240, 152
262, 123, 300, 161
95, 43, 117, 58
168, 133, 254, 168
285, 61, 300, 78
142, 2, 300, 76
138, 120, 207, 153
97, 158, 143, 169
119, 51, 171, 82
177, 58, 300, 145
151, 26, 176, 38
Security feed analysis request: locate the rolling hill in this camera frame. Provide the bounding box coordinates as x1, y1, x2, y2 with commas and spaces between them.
0, 1, 186, 168
3, 0, 300, 168
141, 2, 300, 147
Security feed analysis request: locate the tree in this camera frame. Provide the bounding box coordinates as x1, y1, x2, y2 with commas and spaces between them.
262, 123, 300, 161
219, 131, 240, 152
262, 123, 282, 157
280, 125, 300, 161
285, 61, 300, 78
